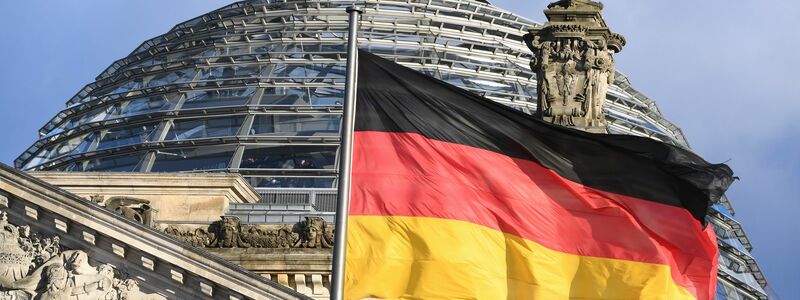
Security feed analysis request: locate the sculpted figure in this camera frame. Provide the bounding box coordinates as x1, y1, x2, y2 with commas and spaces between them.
0, 212, 31, 287
209, 216, 250, 248
104, 197, 156, 227
294, 217, 333, 248
0, 209, 144, 299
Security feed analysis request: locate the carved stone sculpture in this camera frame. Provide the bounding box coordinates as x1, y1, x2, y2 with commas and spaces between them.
241, 226, 298, 249
164, 226, 214, 247
164, 216, 334, 249
0, 211, 145, 300
524, 0, 625, 133
209, 216, 251, 248
103, 196, 157, 227
293, 217, 333, 249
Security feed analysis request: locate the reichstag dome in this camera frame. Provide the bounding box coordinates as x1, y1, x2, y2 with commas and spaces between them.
13, 1, 768, 299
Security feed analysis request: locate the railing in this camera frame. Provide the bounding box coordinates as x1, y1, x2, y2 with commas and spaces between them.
255, 188, 337, 212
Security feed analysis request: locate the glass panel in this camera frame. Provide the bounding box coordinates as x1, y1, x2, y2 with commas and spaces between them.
310, 87, 343, 106
249, 114, 340, 136
182, 88, 256, 109
71, 132, 98, 155
115, 94, 180, 117
46, 134, 89, 160
166, 115, 245, 140
59, 93, 179, 133
151, 146, 235, 172
96, 123, 159, 150
715, 281, 729, 300
270, 63, 345, 79
112, 78, 145, 94
239, 145, 337, 169
68, 153, 144, 172
245, 176, 335, 188
145, 68, 197, 88
24, 145, 55, 169
256, 87, 310, 106
64, 107, 109, 130
198, 65, 263, 80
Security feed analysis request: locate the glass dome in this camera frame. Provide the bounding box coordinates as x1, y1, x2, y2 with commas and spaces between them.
16, 0, 689, 185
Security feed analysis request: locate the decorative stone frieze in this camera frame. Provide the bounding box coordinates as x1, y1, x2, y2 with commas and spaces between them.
525, 0, 626, 133
163, 216, 334, 249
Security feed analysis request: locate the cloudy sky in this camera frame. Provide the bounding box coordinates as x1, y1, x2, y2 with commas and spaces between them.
0, 0, 796, 297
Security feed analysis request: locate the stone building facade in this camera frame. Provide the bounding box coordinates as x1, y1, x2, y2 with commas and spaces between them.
0, 163, 313, 299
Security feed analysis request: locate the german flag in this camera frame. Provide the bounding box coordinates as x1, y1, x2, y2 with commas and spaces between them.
344, 51, 733, 300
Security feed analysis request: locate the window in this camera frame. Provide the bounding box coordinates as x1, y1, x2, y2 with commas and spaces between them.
198, 65, 263, 80
151, 146, 236, 172
115, 94, 180, 117
182, 88, 256, 109
249, 114, 340, 136
146, 69, 197, 88
58, 93, 179, 133
96, 123, 159, 150
239, 145, 337, 170
166, 115, 245, 140
245, 176, 335, 188
256, 87, 310, 106
68, 153, 145, 172
255, 87, 344, 107
270, 63, 345, 79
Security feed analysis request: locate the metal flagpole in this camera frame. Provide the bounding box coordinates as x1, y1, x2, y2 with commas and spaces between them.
331, 5, 362, 300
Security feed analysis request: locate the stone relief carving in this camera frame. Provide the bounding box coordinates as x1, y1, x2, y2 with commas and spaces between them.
293, 216, 333, 249
0, 211, 144, 300
164, 216, 334, 249
209, 216, 251, 248
163, 226, 213, 248
525, 0, 626, 133
86, 195, 157, 228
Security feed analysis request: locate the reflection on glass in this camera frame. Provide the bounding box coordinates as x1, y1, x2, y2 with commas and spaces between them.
198, 65, 263, 80
59, 94, 179, 133
239, 145, 337, 169
114, 94, 180, 117
146, 69, 198, 88
68, 153, 144, 172
270, 63, 345, 79
151, 146, 235, 172
256, 87, 309, 106
37, 134, 91, 164
182, 88, 255, 109
166, 116, 245, 140
96, 123, 159, 150
255, 87, 343, 106
250, 114, 340, 136
244, 176, 335, 188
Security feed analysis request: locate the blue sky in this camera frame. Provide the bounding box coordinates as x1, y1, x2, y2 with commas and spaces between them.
0, 1, 796, 298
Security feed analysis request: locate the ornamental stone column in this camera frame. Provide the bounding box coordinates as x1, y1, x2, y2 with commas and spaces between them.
524, 0, 626, 133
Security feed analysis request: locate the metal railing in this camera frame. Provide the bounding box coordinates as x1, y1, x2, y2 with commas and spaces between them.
255, 188, 337, 212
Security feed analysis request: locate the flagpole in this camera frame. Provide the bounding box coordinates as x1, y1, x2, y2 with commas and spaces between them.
331, 5, 362, 300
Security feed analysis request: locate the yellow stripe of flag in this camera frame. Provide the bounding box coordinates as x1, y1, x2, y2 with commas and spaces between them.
345, 216, 695, 300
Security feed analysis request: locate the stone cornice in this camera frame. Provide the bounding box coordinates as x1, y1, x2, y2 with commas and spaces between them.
28, 171, 261, 204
